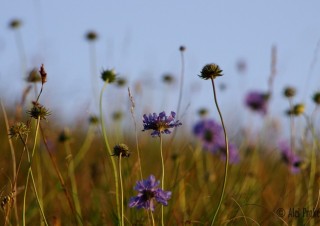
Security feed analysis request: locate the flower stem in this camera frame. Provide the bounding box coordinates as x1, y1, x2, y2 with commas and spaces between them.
118, 156, 124, 226
210, 78, 229, 226
99, 81, 120, 224
159, 134, 165, 226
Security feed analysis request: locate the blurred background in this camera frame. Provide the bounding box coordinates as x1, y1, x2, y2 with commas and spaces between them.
1, 1, 320, 132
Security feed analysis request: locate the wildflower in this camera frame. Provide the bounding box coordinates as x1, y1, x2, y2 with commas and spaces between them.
245, 91, 269, 115
312, 92, 320, 105
129, 175, 171, 211
111, 144, 130, 158
278, 141, 302, 174
142, 111, 182, 137
27, 101, 50, 120
283, 86, 296, 98
198, 63, 223, 80
193, 119, 223, 150
101, 69, 117, 83
9, 122, 29, 139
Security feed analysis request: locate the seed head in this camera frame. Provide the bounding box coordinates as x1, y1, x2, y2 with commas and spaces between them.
283, 86, 296, 98
27, 101, 50, 120
162, 73, 175, 84
88, 115, 99, 125
9, 19, 21, 29
58, 129, 71, 143
116, 78, 127, 87
312, 92, 320, 105
101, 69, 117, 83
199, 63, 223, 80
198, 108, 209, 117
86, 31, 98, 41
26, 68, 41, 83
286, 103, 305, 116
179, 45, 186, 52
112, 111, 123, 121
9, 122, 29, 139
112, 144, 130, 158
39, 64, 47, 84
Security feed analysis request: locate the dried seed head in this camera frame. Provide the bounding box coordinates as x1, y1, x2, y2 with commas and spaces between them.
9, 122, 29, 139
27, 102, 50, 120
58, 129, 71, 143
88, 115, 99, 125
101, 69, 117, 83
86, 31, 98, 41
39, 64, 47, 84
199, 63, 223, 80
162, 73, 175, 84
198, 108, 209, 117
112, 144, 130, 158
112, 111, 123, 121
312, 92, 320, 105
9, 19, 21, 29
26, 68, 41, 83
116, 78, 127, 87
179, 45, 186, 52
283, 86, 296, 98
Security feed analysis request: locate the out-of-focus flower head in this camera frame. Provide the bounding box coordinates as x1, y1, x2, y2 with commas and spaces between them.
128, 175, 171, 211
245, 91, 269, 115
193, 119, 223, 150
278, 141, 302, 174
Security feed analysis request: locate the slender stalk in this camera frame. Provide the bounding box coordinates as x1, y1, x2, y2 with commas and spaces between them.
118, 156, 124, 226
99, 81, 120, 224
65, 141, 83, 225
150, 210, 155, 226
22, 118, 48, 226
210, 78, 229, 226
0, 100, 19, 225
159, 134, 165, 226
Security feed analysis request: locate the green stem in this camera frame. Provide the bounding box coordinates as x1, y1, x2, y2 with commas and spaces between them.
159, 134, 165, 226
119, 156, 124, 226
65, 141, 83, 225
23, 118, 48, 226
99, 81, 120, 224
210, 78, 229, 226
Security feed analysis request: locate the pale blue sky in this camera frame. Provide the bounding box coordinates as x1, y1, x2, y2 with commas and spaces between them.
1, 1, 320, 131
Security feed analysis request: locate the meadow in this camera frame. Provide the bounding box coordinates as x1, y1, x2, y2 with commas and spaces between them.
1, 20, 320, 226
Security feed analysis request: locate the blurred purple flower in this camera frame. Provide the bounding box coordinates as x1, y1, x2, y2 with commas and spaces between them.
278, 141, 301, 174
129, 175, 172, 211
245, 91, 269, 115
142, 111, 182, 137
193, 119, 223, 150
193, 119, 240, 163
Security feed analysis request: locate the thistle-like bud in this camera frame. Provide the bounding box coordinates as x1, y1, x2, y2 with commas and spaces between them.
199, 63, 223, 80
179, 45, 186, 52
39, 64, 47, 84
27, 101, 50, 120
312, 92, 320, 105
112, 144, 130, 158
9, 122, 29, 139
86, 31, 98, 41
283, 86, 296, 98
101, 69, 117, 83
26, 68, 41, 83
9, 19, 21, 29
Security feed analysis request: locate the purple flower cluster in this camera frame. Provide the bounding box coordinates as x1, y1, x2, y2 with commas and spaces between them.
278, 141, 301, 174
142, 111, 182, 137
245, 91, 269, 115
193, 119, 239, 163
128, 175, 172, 211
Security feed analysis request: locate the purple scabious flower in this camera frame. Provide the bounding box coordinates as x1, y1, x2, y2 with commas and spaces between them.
142, 111, 182, 137
278, 141, 301, 174
128, 175, 172, 211
193, 119, 223, 150
245, 91, 269, 115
